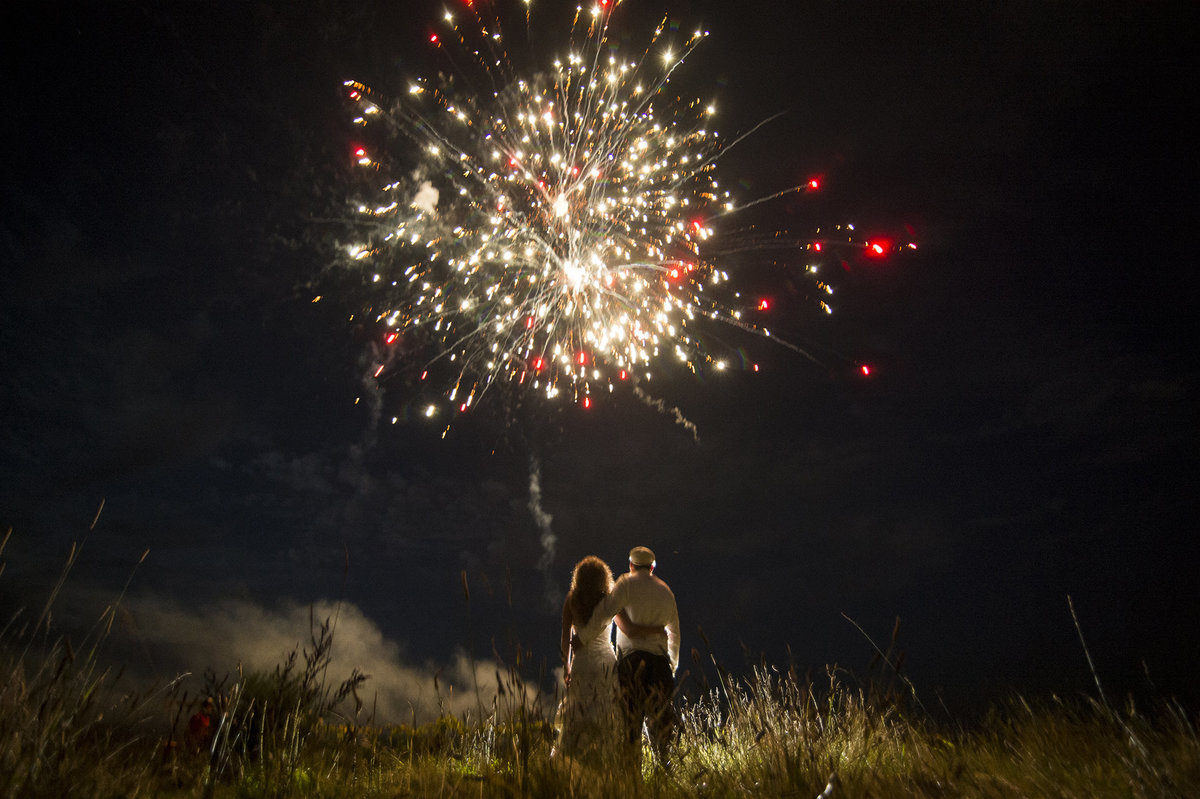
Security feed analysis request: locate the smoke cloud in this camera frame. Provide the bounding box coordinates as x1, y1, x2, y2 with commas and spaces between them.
410, 180, 439, 214
118, 595, 545, 724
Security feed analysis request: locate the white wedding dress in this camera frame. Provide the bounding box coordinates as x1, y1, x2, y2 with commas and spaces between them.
553, 602, 621, 760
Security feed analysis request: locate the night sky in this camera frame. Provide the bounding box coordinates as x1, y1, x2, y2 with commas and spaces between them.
3, 0, 1196, 722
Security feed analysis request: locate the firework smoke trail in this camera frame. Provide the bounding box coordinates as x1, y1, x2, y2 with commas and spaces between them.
632, 383, 699, 442
356, 343, 387, 447
527, 456, 561, 606
340, 0, 850, 418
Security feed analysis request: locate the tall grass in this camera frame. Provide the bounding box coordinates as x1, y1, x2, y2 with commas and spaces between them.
3, 520, 1198, 797
180, 613, 369, 797
0, 517, 167, 798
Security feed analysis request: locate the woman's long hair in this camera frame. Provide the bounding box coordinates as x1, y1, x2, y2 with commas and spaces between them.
567, 556, 614, 627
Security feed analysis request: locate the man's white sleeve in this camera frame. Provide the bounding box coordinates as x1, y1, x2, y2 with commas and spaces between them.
667, 600, 680, 673
596, 577, 630, 622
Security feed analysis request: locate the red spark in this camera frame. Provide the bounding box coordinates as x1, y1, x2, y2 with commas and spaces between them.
577, 351, 587, 365
384, 332, 398, 344
865, 238, 891, 257
758, 298, 770, 311
533, 357, 544, 371
583, 396, 592, 409
860, 364, 873, 377
806, 177, 821, 190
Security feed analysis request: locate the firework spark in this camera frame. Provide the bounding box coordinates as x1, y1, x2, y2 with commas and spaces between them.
341, 0, 892, 416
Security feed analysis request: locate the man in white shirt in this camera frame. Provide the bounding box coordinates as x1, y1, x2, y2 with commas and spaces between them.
610, 545, 680, 762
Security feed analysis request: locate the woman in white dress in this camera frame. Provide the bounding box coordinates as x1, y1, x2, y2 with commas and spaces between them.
553, 556, 663, 762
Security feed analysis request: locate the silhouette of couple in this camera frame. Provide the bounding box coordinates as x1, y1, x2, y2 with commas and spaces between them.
553, 546, 679, 765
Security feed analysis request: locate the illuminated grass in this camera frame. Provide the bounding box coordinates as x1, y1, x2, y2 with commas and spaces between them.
3, 524, 1198, 798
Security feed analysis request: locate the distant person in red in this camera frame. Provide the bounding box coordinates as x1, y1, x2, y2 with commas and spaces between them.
185, 696, 216, 753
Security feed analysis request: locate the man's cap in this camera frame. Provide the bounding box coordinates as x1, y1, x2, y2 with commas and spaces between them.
629, 546, 656, 567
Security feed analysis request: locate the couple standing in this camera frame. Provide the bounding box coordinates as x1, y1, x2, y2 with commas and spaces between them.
554, 546, 680, 764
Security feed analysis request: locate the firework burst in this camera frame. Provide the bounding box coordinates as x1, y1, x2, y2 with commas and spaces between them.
340, 0, 898, 417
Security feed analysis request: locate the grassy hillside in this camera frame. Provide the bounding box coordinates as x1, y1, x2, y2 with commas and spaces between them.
3, 528, 1197, 798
